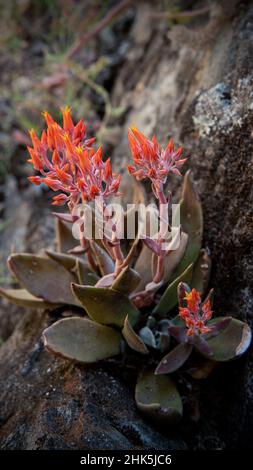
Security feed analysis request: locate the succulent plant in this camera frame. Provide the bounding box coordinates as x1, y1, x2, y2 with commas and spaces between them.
1, 109, 251, 424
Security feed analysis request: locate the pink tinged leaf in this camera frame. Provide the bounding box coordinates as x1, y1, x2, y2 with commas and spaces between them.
190, 335, 213, 357
52, 212, 78, 223
95, 273, 115, 288
206, 316, 232, 339
155, 343, 193, 375
168, 325, 188, 343
68, 245, 86, 255
175, 159, 188, 168
171, 168, 182, 176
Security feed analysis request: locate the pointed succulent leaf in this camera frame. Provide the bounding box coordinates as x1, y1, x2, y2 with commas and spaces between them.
122, 315, 149, 354
142, 237, 160, 255
153, 263, 193, 316
190, 335, 213, 357
71, 284, 140, 327
171, 171, 203, 280
206, 316, 232, 339
206, 317, 252, 361
135, 370, 183, 424
75, 259, 99, 286
95, 273, 115, 288
0, 287, 61, 309
111, 266, 141, 294
46, 250, 78, 271
168, 325, 188, 343
139, 326, 157, 348
8, 254, 80, 306
56, 218, 77, 253
43, 317, 121, 363
155, 343, 193, 375
53, 212, 78, 223
90, 241, 114, 276
121, 236, 140, 268
68, 245, 86, 255
191, 249, 211, 295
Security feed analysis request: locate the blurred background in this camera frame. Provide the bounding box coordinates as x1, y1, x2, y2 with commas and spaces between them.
0, 0, 201, 288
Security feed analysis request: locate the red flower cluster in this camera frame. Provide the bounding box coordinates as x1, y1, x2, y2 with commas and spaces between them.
179, 288, 213, 336
127, 127, 187, 197
27, 108, 121, 205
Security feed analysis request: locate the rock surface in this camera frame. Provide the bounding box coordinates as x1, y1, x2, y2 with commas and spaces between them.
0, 309, 184, 450
0, 0, 253, 449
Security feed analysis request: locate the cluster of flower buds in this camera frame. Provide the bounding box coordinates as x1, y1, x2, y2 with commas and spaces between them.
127, 127, 187, 286
127, 127, 187, 201
28, 108, 121, 206
179, 288, 213, 336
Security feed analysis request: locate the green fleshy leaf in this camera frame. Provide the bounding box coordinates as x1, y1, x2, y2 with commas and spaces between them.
71, 284, 140, 327
155, 343, 193, 375
56, 218, 77, 253
122, 315, 149, 354
122, 236, 140, 268
43, 317, 121, 363
111, 266, 141, 294
206, 317, 252, 361
206, 316, 232, 339
46, 250, 78, 271
135, 370, 183, 424
191, 249, 211, 295
0, 287, 61, 309
8, 254, 80, 306
171, 171, 203, 280
90, 241, 115, 276
190, 335, 213, 357
74, 259, 99, 286
153, 263, 193, 316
